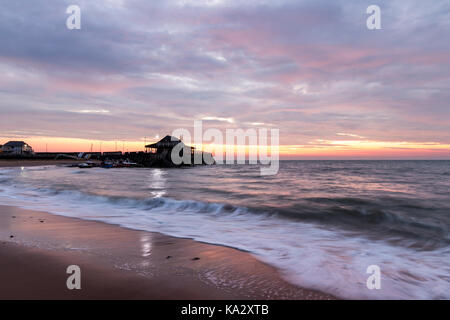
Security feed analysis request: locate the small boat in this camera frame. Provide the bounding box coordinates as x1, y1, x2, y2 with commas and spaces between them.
101, 160, 114, 168
122, 159, 138, 167
78, 162, 93, 169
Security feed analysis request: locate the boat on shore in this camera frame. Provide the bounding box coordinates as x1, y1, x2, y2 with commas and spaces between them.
100, 159, 139, 168
121, 159, 138, 167
78, 161, 98, 169
101, 160, 114, 168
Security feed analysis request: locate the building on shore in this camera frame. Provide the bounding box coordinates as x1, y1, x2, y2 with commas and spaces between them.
143, 135, 194, 167
145, 135, 193, 154
142, 135, 214, 167
1, 141, 34, 155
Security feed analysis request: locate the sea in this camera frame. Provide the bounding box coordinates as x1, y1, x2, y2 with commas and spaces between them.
0, 160, 449, 299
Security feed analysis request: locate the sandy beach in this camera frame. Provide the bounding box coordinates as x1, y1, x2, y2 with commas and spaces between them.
0, 205, 335, 300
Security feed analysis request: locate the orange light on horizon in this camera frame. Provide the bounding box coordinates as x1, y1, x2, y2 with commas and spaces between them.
0, 137, 152, 153
1, 136, 449, 159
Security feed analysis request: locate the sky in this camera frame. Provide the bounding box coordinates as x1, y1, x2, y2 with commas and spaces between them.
0, 0, 449, 159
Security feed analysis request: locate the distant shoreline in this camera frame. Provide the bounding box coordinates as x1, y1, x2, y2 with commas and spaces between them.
0, 159, 83, 167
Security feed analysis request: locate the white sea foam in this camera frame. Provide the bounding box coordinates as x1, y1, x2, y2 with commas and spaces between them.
0, 166, 449, 299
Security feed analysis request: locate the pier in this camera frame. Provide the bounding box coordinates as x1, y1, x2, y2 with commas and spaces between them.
0, 136, 214, 168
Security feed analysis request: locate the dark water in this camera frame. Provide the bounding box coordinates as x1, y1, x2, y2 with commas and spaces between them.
0, 160, 449, 299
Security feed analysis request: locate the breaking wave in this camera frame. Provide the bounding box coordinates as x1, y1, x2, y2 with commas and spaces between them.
0, 163, 449, 299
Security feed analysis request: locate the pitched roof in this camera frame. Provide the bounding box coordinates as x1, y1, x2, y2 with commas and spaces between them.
145, 135, 184, 149
3, 141, 29, 147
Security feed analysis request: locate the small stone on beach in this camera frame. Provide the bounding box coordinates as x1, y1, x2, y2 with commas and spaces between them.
192, 257, 200, 261
166, 256, 172, 259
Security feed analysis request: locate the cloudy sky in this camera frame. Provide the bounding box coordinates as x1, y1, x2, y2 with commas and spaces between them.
0, 0, 449, 158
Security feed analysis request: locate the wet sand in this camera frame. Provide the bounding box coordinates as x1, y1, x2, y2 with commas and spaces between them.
0, 205, 335, 300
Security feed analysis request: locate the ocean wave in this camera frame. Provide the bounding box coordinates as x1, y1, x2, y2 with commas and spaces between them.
7, 182, 450, 247
270, 204, 449, 248
6, 185, 251, 222
1, 164, 449, 299
2, 186, 448, 299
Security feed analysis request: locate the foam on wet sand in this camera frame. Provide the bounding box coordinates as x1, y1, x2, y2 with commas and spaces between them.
0, 205, 334, 299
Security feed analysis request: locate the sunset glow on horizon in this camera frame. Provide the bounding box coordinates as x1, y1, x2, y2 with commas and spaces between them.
1, 0, 449, 159
1, 135, 449, 160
